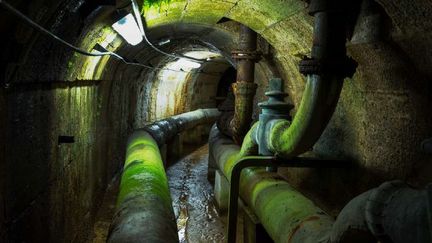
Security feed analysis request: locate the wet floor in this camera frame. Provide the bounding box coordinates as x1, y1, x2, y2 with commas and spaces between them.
167, 144, 226, 243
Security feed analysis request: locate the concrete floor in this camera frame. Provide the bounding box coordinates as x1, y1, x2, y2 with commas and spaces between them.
90, 144, 228, 243
91, 177, 119, 243
167, 144, 226, 243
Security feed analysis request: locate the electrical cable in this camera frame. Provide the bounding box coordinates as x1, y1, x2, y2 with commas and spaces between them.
0, 0, 110, 57
130, 0, 209, 63
0, 0, 227, 75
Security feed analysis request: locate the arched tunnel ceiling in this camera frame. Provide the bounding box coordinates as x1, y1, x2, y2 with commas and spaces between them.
2, 0, 432, 242
63, 0, 315, 111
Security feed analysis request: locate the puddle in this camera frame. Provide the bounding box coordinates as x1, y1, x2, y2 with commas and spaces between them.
167, 145, 226, 243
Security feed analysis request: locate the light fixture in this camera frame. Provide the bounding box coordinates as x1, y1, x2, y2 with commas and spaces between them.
112, 13, 143, 46
173, 58, 202, 70
158, 39, 171, 46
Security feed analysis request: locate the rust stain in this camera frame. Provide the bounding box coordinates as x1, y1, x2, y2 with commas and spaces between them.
288, 215, 321, 242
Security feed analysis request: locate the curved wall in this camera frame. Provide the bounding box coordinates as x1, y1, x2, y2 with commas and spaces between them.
0, 0, 432, 241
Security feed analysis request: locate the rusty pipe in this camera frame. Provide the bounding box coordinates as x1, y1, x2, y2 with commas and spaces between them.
144, 108, 220, 146
229, 25, 259, 144
235, 25, 258, 82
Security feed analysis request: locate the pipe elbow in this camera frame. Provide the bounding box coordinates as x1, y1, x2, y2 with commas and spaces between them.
266, 119, 294, 158
238, 122, 259, 157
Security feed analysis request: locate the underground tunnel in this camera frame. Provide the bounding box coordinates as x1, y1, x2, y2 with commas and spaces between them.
1, 0, 432, 242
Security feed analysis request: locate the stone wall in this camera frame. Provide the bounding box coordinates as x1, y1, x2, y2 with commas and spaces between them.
1, 0, 432, 241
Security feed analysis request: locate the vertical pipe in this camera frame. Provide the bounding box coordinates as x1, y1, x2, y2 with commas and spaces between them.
236, 25, 257, 82
263, 4, 355, 159
230, 25, 259, 144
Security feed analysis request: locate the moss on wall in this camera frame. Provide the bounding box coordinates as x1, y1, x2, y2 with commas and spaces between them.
2, 0, 432, 241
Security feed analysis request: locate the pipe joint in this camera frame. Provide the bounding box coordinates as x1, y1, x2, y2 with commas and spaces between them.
257, 78, 293, 156
232, 81, 258, 96
230, 81, 258, 144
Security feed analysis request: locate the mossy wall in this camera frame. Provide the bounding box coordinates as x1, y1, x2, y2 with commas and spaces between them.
1, 0, 432, 241
0, 1, 132, 242
134, 0, 432, 215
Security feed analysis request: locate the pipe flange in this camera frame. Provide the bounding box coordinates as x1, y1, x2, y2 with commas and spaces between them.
299, 56, 358, 78
232, 81, 258, 96
232, 50, 261, 62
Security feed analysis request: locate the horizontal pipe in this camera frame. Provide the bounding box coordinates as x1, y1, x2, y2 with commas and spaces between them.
109, 109, 220, 243
108, 131, 178, 243
212, 126, 431, 243
331, 181, 431, 243
144, 108, 220, 146
210, 126, 334, 243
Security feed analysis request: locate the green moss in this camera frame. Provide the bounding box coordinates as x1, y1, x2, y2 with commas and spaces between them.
116, 131, 172, 208
227, 0, 306, 33
143, 0, 172, 8
181, 0, 236, 24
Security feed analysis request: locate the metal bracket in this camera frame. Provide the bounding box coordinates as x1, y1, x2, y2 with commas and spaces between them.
227, 156, 349, 243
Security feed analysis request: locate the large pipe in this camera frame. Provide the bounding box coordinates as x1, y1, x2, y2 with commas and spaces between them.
108, 131, 178, 243
262, 7, 351, 159
330, 181, 431, 243
210, 126, 334, 243
226, 25, 259, 144
108, 109, 220, 243
210, 2, 358, 240
211, 126, 432, 243
145, 108, 221, 146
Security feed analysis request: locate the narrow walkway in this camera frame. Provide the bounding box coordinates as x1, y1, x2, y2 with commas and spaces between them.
167, 144, 226, 243
91, 177, 119, 243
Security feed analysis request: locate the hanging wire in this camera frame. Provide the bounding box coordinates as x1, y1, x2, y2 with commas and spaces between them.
0, 0, 226, 75
130, 0, 208, 63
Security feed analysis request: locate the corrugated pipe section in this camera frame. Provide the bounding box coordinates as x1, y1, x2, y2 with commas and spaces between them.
108, 109, 220, 243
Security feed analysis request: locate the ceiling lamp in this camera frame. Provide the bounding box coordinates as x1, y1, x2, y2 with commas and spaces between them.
112, 13, 143, 46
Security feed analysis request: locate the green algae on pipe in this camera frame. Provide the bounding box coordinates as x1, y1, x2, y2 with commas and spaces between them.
266, 75, 343, 159
209, 126, 333, 243
108, 130, 178, 243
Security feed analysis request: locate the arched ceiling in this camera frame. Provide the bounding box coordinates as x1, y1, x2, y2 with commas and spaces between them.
57, 0, 315, 110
